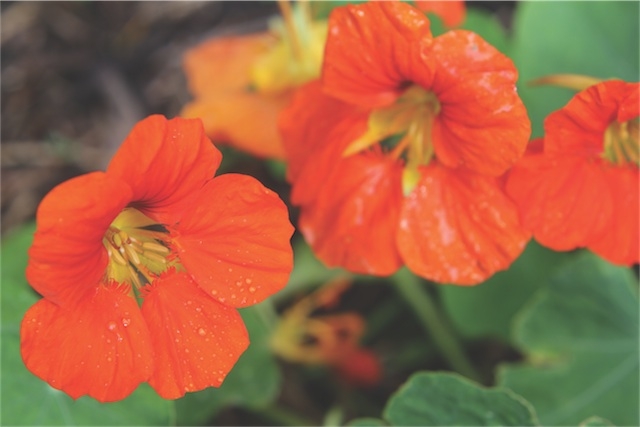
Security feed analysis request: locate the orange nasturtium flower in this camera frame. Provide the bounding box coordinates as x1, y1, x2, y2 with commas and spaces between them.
270, 277, 381, 387
279, 2, 531, 285
181, 1, 327, 159
506, 78, 639, 265
21, 115, 294, 402
414, 0, 466, 28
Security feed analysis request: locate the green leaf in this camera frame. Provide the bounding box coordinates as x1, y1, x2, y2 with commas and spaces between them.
497, 252, 639, 426
0, 224, 174, 426
440, 241, 576, 342
511, 1, 640, 137
346, 418, 388, 427
579, 416, 615, 427
175, 302, 282, 425
383, 372, 539, 426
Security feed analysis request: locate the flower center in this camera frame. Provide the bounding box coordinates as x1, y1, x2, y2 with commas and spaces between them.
103, 208, 179, 293
343, 85, 441, 194
603, 117, 639, 166
250, 0, 327, 93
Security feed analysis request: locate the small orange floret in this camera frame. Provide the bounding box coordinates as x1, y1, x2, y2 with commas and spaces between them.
22, 115, 294, 402
506, 80, 639, 265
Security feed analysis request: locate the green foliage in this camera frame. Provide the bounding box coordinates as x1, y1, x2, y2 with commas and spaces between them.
175, 303, 282, 425
440, 241, 576, 342
350, 372, 538, 426
0, 224, 174, 426
511, 1, 640, 137
497, 252, 639, 426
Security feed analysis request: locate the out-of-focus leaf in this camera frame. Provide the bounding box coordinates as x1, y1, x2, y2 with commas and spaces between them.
383, 372, 538, 426
346, 418, 388, 427
497, 252, 639, 426
0, 224, 174, 426
511, 1, 640, 137
579, 416, 615, 427
273, 237, 341, 303
175, 302, 282, 425
440, 241, 576, 342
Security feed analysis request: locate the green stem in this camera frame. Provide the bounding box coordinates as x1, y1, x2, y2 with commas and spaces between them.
392, 268, 483, 383
247, 404, 316, 426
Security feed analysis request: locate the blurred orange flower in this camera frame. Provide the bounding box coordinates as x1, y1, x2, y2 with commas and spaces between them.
280, 2, 531, 284
270, 277, 382, 387
414, 0, 466, 27
181, 2, 327, 159
507, 79, 639, 265
21, 115, 294, 402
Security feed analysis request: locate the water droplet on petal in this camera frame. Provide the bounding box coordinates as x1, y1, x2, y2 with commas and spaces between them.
245, 278, 252, 284
198, 328, 206, 336
107, 321, 117, 331
249, 287, 256, 293
122, 318, 131, 327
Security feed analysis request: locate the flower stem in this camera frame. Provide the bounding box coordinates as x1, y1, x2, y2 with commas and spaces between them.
392, 268, 483, 383
246, 405, 316, 426
277, 0, 303, 61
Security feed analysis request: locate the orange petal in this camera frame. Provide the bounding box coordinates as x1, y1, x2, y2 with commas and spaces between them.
398, 163, 529, 285
26, 172, 132, 306
322, 2, 433, 108
332, 348, 382, 388
279, 80, 369, 204
414, 0, 466, 27
544, 80, 639, 155
183, 33, 276, 96
21, 285, 153, 402
175, 174, 294, 307
505, 152, 614, 252
182, 91, 289, 159
141, 272, 249, 399
428, 30, 530, 176
298, 150, 404, 276
589, 166, 639, 265
507, 143, 639, 265
107, 115, 222, 225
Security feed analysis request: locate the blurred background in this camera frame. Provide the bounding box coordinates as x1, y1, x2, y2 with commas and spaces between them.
1, 1, 515, 235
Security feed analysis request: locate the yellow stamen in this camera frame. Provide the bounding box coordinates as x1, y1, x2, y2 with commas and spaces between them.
142, 241, 170, 254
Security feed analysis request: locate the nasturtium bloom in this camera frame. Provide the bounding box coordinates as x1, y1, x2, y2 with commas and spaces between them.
507, 80, 639, 265
280, 2, 530, 285
21, 115, 294, 402
181, 2, 326, 159
270, 277, 381, 387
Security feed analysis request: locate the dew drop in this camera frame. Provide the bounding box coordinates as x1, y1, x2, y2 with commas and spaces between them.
195, 307, 202, 312
211, 290, 218, 295
235, 281, 242, 287
122, 318, 131, 327
245, 278, 252, 284
249, 287, 256, 293
217, 377, 223, 383
107, 357, 113, 362
231, 294, 236, 299
107, 321, 117, 331
198, 328, 206, 336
